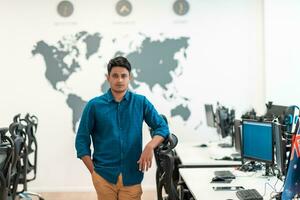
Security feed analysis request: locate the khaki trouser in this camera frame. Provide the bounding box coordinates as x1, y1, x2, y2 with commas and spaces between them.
91, 171, 142, 200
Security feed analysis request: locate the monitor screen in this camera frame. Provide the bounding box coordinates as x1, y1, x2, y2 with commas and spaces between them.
274, 123, 287, 176
205, 104, 215, 127
215, 107, 229, 138
234, 120, 242, 153
265, 104, 287, 118
242, 120, 274, 163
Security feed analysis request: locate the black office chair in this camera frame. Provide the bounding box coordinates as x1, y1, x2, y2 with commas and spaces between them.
7, 121, 26, 200
0, 127, 14, 200
21, 114, 38, 182
12, 114, 44, 200
155, 133, 180, 200
150, 114, 180, 200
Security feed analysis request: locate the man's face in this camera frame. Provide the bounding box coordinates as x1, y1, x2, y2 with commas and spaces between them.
107, 66, 131, 94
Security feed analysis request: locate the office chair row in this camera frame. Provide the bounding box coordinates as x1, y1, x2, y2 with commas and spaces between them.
0, 114, 43, 200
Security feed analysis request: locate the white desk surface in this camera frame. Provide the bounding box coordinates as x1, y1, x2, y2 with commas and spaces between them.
176, 141, 242, 166
179, 167, 283, 200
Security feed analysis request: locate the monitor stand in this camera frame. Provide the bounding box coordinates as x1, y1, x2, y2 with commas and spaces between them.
231, 153, 241, 161
218, 143, 232, 148
264, 164, 273, 176
218, 134, 234, 148
231, 153, 240, 157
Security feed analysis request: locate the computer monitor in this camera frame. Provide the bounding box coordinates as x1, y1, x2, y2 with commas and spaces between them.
273, 123, 287, 177
204, 104, 215, 127
234, 120, 242, 154
215, 107, 229, 138
242, 120, 274, 164
265, 103, 287, 119
215, 106, 236, 148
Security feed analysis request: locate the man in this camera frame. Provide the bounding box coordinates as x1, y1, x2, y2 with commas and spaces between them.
75, 56, 169, 200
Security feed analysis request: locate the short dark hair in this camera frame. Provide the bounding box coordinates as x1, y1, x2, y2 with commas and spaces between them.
107, 56, 131, 74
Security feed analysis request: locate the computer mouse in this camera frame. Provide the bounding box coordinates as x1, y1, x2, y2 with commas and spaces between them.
222, 156, 232, 160
212, 176, 226, 182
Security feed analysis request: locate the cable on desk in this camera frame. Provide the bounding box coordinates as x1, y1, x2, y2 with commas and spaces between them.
263, 178, 284, 200
273, 174, 283, 193
269, 175, 284, 200
236, 161, 265, 177
263, 182, 274, 197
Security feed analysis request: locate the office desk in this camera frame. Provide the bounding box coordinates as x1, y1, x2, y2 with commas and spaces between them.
176, 142, 241, 167
179, 167, 283, 200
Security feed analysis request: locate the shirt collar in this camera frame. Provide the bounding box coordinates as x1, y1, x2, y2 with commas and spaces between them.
106, 89, 130, 102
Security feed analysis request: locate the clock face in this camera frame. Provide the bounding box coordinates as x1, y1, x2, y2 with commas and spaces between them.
116, 0, 132, 17
57, 1, 74, 17
173, 0, 189, 16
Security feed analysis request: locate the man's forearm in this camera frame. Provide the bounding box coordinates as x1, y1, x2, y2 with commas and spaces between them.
147, 135, 165, 149
138, 135, 165, 171
81, 155, 94, 174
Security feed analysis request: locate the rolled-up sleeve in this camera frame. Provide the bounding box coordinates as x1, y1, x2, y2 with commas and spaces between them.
143, 97, 170, 139
75, 100, 95, 159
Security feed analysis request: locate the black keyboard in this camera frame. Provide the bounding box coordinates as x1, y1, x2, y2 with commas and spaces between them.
236, 189, 263, 200
214, 170, 235, 179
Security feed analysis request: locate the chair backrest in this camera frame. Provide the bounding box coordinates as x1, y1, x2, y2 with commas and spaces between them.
8, 121, 26, 198
154, 133, 179, 200
0, 127, 13, 200
150, 114, 179, 200
23, 114, 38, 181
10, 113, 39, 194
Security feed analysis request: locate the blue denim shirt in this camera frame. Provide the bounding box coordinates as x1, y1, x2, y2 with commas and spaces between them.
75, 89, 169, 186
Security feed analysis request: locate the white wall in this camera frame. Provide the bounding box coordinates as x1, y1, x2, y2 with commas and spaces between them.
265, 0, 300, 106
0, 0, 264, 191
